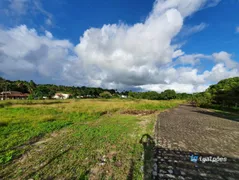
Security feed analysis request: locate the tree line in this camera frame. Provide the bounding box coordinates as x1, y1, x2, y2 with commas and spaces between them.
0, 77, 192, 100
0, 77, 116, 99
192, 77, 239, 110
1, 76, 238, 109
127, 90, 192, 100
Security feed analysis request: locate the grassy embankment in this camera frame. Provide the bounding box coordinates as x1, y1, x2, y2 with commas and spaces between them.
199, 104, 239, 121
0, 99, 184, 179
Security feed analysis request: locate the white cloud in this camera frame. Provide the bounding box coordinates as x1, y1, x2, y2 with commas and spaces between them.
173, 49, 185, 58
76, 0, 204, 88
45, 30, 53, 39
236, 26, 239, 33
181, 23, 208, 36
139, 62, 238, 93
3, 0, 54, 28
9, 0, 29, 15
176, 52, 239, 69
204, 0, 221, 8
176, 54, 209, 66
139, 83, 209, 93
45, 18, 53, 26
212, 51, 238, 69
73, 0, 233, 93
203, 63, 239, 82
0, 0, 237, 94
33, 0, 52, 22
151, 0, 220, 18
0, 25, 75, 82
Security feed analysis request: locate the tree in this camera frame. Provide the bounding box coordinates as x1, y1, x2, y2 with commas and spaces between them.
33, 86, 49, 99
48, 90, 56, 99
176, 93, 192, 100
160, 90, 177, 100
15, 80, 28, 93
99, 91, 112, 99
191, 77, 239, 108
206, 77, 239, 107
25, 80, 37, 94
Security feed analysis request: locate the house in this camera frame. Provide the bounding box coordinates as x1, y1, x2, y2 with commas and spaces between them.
52, 93, 70, 100
0, 91, 29, 100
120, 95, 128, 99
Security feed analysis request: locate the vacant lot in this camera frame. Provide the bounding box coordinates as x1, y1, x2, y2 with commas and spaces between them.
0, 99, 183, 179
155, 104, 239, 179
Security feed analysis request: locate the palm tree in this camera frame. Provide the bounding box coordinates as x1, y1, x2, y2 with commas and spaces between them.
25, 80, 37, 94
16, 80, 24, 90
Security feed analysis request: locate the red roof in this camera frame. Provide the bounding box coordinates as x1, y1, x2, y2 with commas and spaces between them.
0, 91, 29, 97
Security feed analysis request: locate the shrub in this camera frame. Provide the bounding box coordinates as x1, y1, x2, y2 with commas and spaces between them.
99, 91, 112, 99
192, 92, 212, 107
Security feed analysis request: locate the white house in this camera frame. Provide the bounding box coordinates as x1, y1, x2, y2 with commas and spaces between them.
120, 95, 128, 99
52, 93, 70, 100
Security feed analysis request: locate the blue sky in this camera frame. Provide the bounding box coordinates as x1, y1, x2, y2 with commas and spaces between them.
0, 0, 238, 93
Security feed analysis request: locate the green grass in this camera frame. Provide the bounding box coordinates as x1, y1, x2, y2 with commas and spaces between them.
202, 104, 239, 122
202, 104, 239, 113
0, 99, 184, 179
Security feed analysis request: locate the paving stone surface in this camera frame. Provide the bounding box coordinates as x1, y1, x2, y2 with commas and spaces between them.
151, 104, 239, 180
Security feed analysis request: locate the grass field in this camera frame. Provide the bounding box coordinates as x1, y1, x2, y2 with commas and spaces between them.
0, 99, 184, 179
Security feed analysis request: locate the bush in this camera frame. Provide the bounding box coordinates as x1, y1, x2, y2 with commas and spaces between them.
99, 91, 112, 99
192, 92, 212, 107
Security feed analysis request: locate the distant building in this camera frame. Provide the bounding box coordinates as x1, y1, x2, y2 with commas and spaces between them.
120, 95, 128, 99
52, 93, 70, 100
0, 91, 29, 100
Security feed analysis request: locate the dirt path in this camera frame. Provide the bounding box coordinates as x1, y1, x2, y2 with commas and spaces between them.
153, 104, 239, 180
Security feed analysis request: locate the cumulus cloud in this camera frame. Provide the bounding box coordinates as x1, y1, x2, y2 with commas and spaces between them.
212, 51, 239, 69
176, 52, 239, 69
75, 0, 192, 85
74, 0, 233, 92
203, 63, 238, 82
0, 25, 75, 82
176, 54, 209, 66
139, 62, 238, 93
139, 83, 209, 93
0, 0, 237, 93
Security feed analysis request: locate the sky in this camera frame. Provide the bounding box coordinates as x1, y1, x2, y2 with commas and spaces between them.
0, 0, 239, 93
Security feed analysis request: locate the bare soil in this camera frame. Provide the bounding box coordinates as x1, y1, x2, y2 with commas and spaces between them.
121, 110, 156, 115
